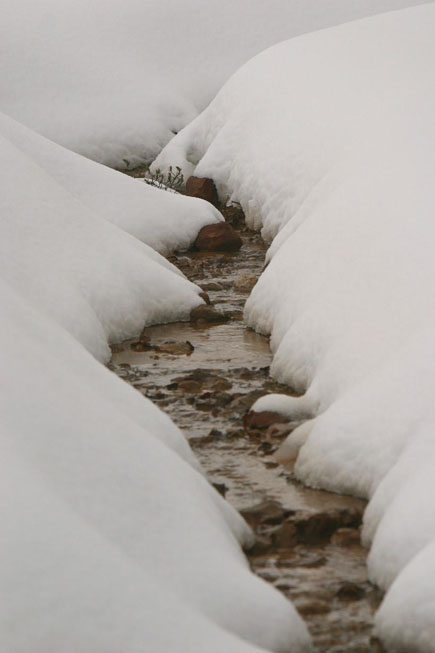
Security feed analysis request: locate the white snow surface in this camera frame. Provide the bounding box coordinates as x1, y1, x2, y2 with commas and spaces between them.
1, 0, 426, 167
0, 116, 310, 649
155, 5, 435, 650
0, 112, 225, 361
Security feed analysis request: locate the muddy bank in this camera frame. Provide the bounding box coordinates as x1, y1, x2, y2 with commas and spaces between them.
109, 218, 382, 652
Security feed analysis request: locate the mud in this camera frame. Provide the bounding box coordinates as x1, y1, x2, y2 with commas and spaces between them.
109, 217, 382, 652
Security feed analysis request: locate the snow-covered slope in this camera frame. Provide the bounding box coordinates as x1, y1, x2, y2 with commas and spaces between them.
0, 113, 223, 361
0, 281, 310, 653
1, 0, 425, 167
154, 4, 435, 650
0, 115, 311, 651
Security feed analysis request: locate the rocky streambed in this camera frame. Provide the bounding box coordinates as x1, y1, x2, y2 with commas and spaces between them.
109, 203, 383, 652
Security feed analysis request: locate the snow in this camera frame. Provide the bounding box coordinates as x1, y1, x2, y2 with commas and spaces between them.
0, 281, 310, 653
0, 112, 224, 361
0, 113, 310, 651
154, 4, 435, 649
1, 0, 426, 167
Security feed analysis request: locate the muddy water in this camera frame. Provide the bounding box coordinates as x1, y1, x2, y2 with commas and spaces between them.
110, 222, 381, 652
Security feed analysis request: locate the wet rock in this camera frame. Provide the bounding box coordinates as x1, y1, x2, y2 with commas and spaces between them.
331, 527, 361, 547
244, 410, 289, 432
212, 482, 228, 497
201, 281, 223, 291
130, 340, 152, 352
273, 522, 298, 548
249, 537, 273, 556
241, 499, 287, 528
296, 599, 331, 616
177, 380, 202, 394
226, 309, 244, 321
208, 377, 232, 392
155, 341, 194, 355
234, 273, 257, 292
230, 391, 265, 412
194, 222, 242, 252
291, 507, 363, 544
336, 582, 366, 601
198, 291, 211, 304
185, 176, 219, 206
190, 305, 229, 323
265, 422, 297, 440
370, 637, 387, 653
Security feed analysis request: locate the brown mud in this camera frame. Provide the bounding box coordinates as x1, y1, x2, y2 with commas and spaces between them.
109, 212, 382, 652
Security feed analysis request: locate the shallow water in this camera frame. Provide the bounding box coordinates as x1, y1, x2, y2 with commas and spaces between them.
110, 222, 381, 652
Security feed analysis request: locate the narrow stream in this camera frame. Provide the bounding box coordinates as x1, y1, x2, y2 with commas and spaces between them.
109, 214, 382, 652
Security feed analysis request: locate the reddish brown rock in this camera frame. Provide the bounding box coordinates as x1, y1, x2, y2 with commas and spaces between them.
194, 222, 242, 252
198, 291, 211, 304
244, 410, 289, 431
331, 527, 361, 547
190, 304, 229, 323
185, 176, 219, 206
241, 500, 287, 528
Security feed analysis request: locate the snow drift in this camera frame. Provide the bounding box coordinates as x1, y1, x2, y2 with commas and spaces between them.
1, 0, 425, 167
154, 4, 435, 650
0, 113, 310, 650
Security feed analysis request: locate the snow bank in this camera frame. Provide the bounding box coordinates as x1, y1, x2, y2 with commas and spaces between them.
155, 5, 435, 649
0, 116, 310, 649
0, 112, 224, 361
0, 281, 310, 652
1, 0, 425, 167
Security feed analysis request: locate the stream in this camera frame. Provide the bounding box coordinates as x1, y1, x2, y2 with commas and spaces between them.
109, 211, 382, 652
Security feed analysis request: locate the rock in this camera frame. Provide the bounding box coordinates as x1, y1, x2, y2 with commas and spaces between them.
194, 222, 242, 252
212, 482, 227, 497
155, 341, 194, 355
201, 282, 223, 291
248, 535, 273, 555
331, 527, 361, 547
185, 176, 219, 206
130, 340, 152, 352
265, 422, 297, 440
244, 410, 289, 431
273, 522, 298, 548
296, 599, 331, 616
177, 380, 202, 394
190, 304, 229, 323
208, 377, 232, 392
234, 273, 257, 292
198, 291, 211, 304
241, 500, 287, 528
292, 508, 362, 545
336, 582, 366, 601
370, 637, 387, 653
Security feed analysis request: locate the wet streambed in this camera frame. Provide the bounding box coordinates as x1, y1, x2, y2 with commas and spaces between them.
109, 222, 382, 652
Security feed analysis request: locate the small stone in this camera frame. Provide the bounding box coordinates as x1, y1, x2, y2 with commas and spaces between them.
177, 380, 202, 393
198, 291, 211, 304
336, 582, 366, 601
296, 599, 331, 616
234, 273, 258, 292
194, 222, 242, 252
190, 305, 229, 323
185, 176, 219, 206
241, 500, 287, 527
130, 340, 152, 352
155, 341, 194, 355
201, 282, 223, 291
273, 522, 298, 548
244, 410, 289, 431
212, 482, 228, 497
266, 422, 297, 440
331, 527, 361, 547
247, 535, 273, 555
